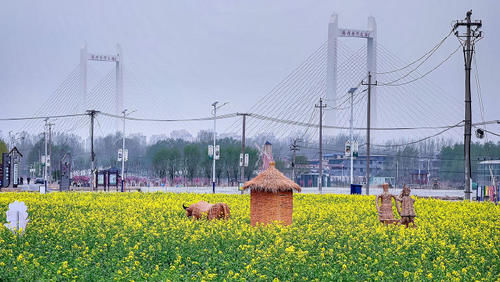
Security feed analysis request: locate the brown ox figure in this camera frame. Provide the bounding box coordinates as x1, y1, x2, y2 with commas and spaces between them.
183, 201, 230, 220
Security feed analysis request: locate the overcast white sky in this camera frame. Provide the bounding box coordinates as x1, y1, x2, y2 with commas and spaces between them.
1, 0, 499, 140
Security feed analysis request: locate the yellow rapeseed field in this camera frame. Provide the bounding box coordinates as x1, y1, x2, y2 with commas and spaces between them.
0, 192, 498, 280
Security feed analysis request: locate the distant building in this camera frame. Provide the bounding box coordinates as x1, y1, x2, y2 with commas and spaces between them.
296, 172, 330, 187
410, 170, 429, 185
324, 153, 386, 183
477, 160, 500, 186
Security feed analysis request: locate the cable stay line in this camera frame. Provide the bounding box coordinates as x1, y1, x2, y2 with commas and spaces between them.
379, 44, 461, 86
375, 29, 454, 75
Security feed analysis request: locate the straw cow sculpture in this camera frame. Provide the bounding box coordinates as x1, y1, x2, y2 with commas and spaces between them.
183, 201, 230, 220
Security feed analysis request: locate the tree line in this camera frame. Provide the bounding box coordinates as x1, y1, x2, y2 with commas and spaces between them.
1, 129, 499, 186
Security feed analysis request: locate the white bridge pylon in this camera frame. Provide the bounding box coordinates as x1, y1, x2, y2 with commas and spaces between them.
326, 13, 377, 129
80, 43, 123, 130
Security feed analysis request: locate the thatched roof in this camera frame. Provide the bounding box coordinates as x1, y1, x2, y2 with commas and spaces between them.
243, 162, 301, 193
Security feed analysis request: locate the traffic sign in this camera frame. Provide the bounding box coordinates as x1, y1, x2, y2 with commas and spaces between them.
214, 145, 220, 160
118, 149, 128, 162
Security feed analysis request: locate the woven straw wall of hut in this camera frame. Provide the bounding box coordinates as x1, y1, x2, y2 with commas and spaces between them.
250, 190, 293, 226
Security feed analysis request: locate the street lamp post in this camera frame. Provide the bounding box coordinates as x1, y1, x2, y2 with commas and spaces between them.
121, 110, 127, 192
121, 109, 136, 192
348, 87, 358, 186
44, 119, 48, 192
212, 102, 218, 194
211, 101, 228, 194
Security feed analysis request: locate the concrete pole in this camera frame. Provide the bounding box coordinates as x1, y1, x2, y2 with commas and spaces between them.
319, 98, 323, 193
349, 89, 354, 186
292, 142, 297, 181
362, 73, 377, 195
366, 74, 371, 195
212, 102, 218, 194
290, 139, 300, 183
454, 10, 482, 200
239, 113, 247, 194
396, 159, 399, 188
121, 109, 127, 192
44, 119, 48, 192
48, 123, 53, 183
88, 110, 97, 191
464, 13, 472, 201
315, 98, 326, 193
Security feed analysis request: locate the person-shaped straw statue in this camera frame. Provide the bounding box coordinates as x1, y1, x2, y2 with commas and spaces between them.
397, 185, 417, 228
375, 183, 400, 224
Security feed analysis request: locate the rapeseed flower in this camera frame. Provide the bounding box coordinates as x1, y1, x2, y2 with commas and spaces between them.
0, 192, 497, 280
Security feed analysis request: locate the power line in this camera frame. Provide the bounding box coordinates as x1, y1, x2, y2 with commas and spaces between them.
249, 113, 470, 131
379, 45, 461, 86
370, 121, 464, 147
3, 110, 498, 134
376, 29, 454, 75
99, 111, 238, 122
0, 113, 88, 121
480, 128, 500, 138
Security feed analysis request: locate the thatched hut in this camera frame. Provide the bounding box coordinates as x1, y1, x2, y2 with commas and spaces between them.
242, 162, 301, 226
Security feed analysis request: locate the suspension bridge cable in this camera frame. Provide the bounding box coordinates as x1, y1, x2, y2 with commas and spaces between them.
375, 29, 454, 75
20, 65, 81, 133
379, 45, 461, 87
227, 42, 328, 133
377, 44, 462, 113
244, 46, 328, 136
242, 40, 365, 138
241, 49, 326, 136
256, 51, 327, 135
375, 48, 461, 134
269, 43, 366, 139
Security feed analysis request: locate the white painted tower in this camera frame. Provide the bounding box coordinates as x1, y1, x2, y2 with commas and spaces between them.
326, 13, 377, 128
80, 44, 124, 131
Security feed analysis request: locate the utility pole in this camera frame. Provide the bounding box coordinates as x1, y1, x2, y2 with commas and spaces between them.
290, 138, 301, 181
44, 119, 49, 192
47, 122, 54, 183
454, 10, 482, 201
315, 98, 327, 194
87, 110, 98, 191
396, 159, 399, 188
119, 109, 135, 192
211, 102, 228, 193
237, 113, 249, 193
121, 109, 127, 193
348, 87, 358, 186
362, 72, 377, 195
212, 102, 218, 194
